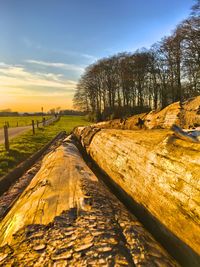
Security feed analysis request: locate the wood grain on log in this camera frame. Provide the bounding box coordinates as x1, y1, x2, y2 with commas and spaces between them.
91, 96, 200, 130
74, 127, 200, 265
0, 136, 177, 266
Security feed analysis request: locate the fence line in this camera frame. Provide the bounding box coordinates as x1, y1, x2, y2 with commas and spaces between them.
4, 125, 9, 151
3, 116, 60, 151
3, 116, 57, 128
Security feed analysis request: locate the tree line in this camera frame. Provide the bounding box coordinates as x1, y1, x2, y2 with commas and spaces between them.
73, 1, 200, 121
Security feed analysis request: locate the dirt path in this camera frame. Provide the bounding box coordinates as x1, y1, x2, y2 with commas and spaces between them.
0, 117, 57, 144
0, 126, 32, 144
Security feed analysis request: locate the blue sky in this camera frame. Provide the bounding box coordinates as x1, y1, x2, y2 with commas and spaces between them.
0, 0, 194, 111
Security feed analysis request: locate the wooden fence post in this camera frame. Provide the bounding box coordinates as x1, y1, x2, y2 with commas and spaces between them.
32, 120, 35, 135
36, 120, 39, 128
4, 125, 9, 151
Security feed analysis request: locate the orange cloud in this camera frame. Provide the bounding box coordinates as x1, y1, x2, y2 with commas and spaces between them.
0, 62, 78, 112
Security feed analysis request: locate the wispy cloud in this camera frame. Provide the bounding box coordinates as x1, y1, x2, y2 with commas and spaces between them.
81, 53, 97, 61
0, 62, 77, 96
22, 37, 42, 50
22, 38, 97, 64
26, 59, 84, 73
42, 48, 97, 63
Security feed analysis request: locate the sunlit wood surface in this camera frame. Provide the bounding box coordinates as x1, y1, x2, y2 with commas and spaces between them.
74, 127, 200, 259
0, 136, 177, 266
90, 96, 200, 131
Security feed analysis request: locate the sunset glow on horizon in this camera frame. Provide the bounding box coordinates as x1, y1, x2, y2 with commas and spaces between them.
0, 93, 75, 113
0, 62, 78, 112
0, 0, 193, 112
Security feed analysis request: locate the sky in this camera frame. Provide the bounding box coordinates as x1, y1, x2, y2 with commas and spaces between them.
0, 0, 195, 112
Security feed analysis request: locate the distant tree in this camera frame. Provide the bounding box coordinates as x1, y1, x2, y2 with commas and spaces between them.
0, 108, 12, 112
56, 107, 61, 114
49, 108, 56, 115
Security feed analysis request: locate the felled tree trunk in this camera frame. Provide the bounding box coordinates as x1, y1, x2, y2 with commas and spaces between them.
91, 96, 200, 130
74, 127, 200, 266
0, 137, 177, 266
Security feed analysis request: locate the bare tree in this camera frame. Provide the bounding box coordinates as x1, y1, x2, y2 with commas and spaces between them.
73, 0, 200, 121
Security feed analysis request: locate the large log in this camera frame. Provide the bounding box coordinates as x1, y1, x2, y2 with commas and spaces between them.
74, 127, 200, 266
0, 137, 177, 266
91, 96, 200, 130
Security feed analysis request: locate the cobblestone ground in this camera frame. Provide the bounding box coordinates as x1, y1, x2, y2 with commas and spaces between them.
0, 169, 178, 266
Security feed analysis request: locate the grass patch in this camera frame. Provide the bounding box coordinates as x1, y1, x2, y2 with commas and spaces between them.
0, 116, 51, 128
0, 116, 90, 177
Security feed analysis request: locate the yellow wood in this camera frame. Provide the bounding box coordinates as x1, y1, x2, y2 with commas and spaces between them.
75, 127, 200, 256
0, 139, 96, 246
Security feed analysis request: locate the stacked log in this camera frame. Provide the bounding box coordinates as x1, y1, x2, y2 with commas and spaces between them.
0, 137, 177, 266
92, 96, 200, 130
183, 96, 200, 128
74, 127, 200, 266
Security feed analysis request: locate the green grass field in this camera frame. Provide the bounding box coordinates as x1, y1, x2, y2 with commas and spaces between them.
0, 115, 90, 177
0, 116, 51, 128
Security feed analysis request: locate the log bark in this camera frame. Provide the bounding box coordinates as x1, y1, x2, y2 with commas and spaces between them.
74, 127, 200, 266
0, 136, 177, 266
91, 96, 200, 130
